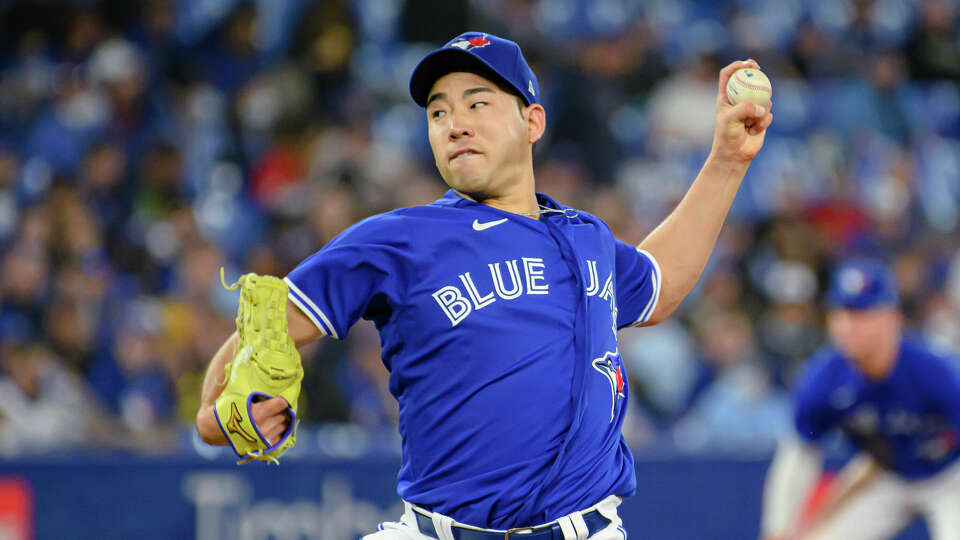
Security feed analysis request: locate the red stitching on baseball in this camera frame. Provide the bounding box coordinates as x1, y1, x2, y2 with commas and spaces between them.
734, 72, 772, 94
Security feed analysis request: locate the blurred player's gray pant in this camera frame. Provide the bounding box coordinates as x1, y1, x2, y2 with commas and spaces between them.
807, 459, 960, 540
363, 495, 627, 539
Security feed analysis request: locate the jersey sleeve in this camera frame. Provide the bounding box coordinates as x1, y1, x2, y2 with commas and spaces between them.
913, 347, 960, 431
614, 240, 662, 328
792, 354, 837, 442
284, 212, 411, 339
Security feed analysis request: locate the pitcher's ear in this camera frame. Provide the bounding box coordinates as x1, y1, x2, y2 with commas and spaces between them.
525, 103, 546, 144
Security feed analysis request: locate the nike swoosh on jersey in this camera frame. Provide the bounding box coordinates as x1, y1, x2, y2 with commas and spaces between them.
472, 218, 508, 231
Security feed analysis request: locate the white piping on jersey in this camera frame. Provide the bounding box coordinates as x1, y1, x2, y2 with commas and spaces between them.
284, 277, 339, 339
286, 293, 328, 337
633, 248, 662, 326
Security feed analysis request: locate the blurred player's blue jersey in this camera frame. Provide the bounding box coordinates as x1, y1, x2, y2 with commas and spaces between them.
794, 336, 960, 479
285, 189, 661, 528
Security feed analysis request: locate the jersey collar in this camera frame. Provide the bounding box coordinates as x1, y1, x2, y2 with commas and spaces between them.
432, 188, 571, 214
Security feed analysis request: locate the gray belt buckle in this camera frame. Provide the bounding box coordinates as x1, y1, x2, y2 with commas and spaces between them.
503, 522, 550, 539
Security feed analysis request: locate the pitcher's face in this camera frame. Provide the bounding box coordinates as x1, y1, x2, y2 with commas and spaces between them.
425, 72, 531, 200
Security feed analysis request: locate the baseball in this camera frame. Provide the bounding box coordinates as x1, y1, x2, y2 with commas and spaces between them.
726, 68, 772, 108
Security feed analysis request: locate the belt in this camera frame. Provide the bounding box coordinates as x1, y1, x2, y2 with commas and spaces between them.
414, 508, 610, 540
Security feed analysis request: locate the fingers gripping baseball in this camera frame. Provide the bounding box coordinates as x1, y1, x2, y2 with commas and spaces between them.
712, 59, 774, 163
717, 59, 760, 102
729, 101, 771, 132
252, 396, 292, 445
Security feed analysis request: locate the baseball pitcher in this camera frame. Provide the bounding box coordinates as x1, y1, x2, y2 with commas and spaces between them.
197, 32, 772, 539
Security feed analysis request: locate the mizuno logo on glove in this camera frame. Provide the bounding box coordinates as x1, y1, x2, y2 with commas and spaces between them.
227, 402, 257, 443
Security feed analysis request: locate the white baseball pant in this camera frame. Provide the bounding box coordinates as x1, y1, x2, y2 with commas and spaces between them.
806, 458, 960, 540
362, 495, 627, 540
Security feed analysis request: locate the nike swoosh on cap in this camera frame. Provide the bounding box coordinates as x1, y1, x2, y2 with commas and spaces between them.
472, 218, 508, 231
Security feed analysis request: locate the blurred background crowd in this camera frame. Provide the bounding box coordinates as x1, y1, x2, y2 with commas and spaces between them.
1, 0, 959, 459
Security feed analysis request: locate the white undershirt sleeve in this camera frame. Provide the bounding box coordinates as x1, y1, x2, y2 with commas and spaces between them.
761, 437, 823, 538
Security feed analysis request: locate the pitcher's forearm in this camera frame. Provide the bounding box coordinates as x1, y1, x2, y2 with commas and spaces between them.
201, 331, 238, 405
639, 156, 748, 322
196, 405, 227, 445
196, 331, 238, 445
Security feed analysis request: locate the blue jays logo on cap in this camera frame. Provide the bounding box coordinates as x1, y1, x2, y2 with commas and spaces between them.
838, 268, 867, 295
448, 35, 491, 51
409, 31, 541, 107
826, 258, 899, 310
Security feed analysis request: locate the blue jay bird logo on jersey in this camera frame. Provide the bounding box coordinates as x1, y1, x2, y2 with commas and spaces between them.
592, 350, 626, 422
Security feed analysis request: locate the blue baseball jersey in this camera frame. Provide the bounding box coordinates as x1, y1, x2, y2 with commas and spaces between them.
793, 335, 960, 479
285, 189, 661, 528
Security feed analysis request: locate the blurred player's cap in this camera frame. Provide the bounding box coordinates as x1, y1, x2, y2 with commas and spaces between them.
826, 258, 899, 310
410, 32, 540, 107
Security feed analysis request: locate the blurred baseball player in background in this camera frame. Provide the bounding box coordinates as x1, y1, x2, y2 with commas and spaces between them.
196, 31, 772, 539
762, 258, 960, 540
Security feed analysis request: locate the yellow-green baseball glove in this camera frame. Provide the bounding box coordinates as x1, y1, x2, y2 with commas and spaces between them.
214, 268, 303, 465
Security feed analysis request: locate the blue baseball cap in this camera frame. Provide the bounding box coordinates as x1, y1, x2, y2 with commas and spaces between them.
409, 32, 540, 107
826, 258, 899, 310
